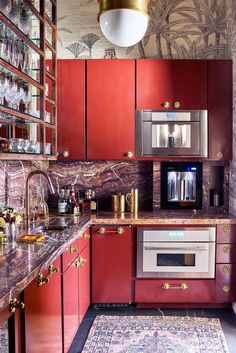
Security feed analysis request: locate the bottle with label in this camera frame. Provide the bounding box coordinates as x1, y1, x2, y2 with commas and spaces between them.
90, 190, 98, 214
58, 188, 67, 214
82, 190, 91, 215
36, 187, 49, 220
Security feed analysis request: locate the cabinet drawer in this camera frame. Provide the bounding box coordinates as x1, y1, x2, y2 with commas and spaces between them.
217, 225, 236, 243
62, 238, 79, 272
78, 229, 90, 253
216, 244, 236, 263
216, 264, 236, 283
135, 279, 215, 303
215, 283, 236, 303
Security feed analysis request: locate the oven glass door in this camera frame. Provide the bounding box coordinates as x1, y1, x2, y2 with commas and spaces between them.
138, 242, 215, 278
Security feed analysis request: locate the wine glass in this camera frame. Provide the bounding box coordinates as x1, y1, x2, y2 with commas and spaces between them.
0, 74, 8, 105
22, 89, 32, 114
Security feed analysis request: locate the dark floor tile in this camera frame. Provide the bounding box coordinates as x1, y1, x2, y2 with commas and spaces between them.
68, 306, 236, 353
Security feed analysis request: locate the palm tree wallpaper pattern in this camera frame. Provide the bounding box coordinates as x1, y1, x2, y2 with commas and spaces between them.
57, 0, 236, 213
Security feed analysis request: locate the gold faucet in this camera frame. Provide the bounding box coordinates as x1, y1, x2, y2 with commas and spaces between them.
25, 170, 55, 226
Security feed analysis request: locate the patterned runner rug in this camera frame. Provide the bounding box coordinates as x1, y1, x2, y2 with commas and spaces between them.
82, 315, 229, 353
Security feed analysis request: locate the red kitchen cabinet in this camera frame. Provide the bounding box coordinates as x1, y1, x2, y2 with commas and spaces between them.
92, 225, 132, 303
63, 257, 79, 353
78, 245, 90, 323
57, 59, 86, 160
136, 59, 207, 110
24, 257, 62, 353
208, 60, 232, 160
87, 60, 135, 160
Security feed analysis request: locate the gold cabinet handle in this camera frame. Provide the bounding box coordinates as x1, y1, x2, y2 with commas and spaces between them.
162, 282, 188, 290
222, 284, 230, 293
216, 151, 223, 159
223, 225, 230, 233
223, 246, 230, 254
173, 101, 181, 109
83, 232, 90, 240
9, 299, 25, 313
38, 264, 59, 286
223, 265, 230, 273
97, 226, 125, 235
74, 256, 87, 269
125, 151, 134, 158
162, 101, 170, 109
58, 150, 70, 158
70, 246, 78, 253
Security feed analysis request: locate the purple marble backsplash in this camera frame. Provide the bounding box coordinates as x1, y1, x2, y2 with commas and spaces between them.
0, 159, 229, 214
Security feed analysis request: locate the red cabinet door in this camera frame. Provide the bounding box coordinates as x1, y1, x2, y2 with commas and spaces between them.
136, 59, 207, 110
57, 59, 86, 160
24, 258, 62, 353
87, 60, 135, 160
78, 245, 90, 324
172, 60, 207, 110
92, 225, 132, 303
136, 59, 172, 110
63, 259, 79, 353
208, 60, 232, 160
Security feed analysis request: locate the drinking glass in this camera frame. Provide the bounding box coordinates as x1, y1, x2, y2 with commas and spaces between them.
22, 89, 32, 113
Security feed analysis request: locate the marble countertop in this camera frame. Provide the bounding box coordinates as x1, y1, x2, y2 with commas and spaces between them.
1, 210, 236, 313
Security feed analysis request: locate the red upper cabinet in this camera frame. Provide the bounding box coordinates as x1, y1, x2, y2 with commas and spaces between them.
136, 59, 207, 110
208, 60, 232, 160
87, 59, 135, 160
57, 60, 86, 160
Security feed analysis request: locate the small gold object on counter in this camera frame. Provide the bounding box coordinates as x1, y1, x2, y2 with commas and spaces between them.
0, 231, 7, 244
17, 234, 45, 243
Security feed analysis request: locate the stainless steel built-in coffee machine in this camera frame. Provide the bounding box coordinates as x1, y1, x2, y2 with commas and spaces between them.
161, 162, 202, 209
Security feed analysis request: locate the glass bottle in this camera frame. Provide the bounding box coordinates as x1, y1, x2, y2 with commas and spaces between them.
36, 189, 49, 220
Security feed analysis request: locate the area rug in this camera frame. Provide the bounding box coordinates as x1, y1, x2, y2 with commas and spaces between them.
81, 315, 229, 353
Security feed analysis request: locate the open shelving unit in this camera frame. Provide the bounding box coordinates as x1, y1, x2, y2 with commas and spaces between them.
0, 0, 57, 160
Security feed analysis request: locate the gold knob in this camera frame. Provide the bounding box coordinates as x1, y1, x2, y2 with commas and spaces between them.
126, 151, 133, 158
63, 150, 69, 158
216, 151, 223, 159
162, 101, 170, 109
83, 232, 90, 240
117, 227, 125, 234
9, 299, 25, 313
97, 227, 106, 234
173, 101, 181, 109
78, 256, 87, 267
222, 285, 230, 293
223, 225, 230, 233
223, 265, 230, 273
223, 246, 230, 254
70, 246, 78, 253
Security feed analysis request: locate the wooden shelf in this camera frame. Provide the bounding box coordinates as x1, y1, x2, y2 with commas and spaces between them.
24, 0, 44, 22
0, 153, 57, 161
45, 70, 56, 82
45, 96, 56, 105
0, 105, 44, 124
45, 40, 56, 55
0, 12, 44, 57
0, 59, 44, 90
45, 122, 56, 129
45, 15, 56, 30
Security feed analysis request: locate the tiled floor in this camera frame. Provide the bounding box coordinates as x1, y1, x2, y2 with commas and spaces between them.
68, 306, 236, 353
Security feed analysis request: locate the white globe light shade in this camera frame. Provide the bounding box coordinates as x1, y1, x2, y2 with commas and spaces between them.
100, 9, 148, 47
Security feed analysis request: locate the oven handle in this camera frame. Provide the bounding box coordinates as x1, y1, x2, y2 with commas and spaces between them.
144, 246, 209, 251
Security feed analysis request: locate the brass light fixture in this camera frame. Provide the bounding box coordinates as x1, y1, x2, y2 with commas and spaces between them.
97, 0, 149, 47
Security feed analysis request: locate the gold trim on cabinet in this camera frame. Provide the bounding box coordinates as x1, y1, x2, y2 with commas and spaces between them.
216, 151, 223, 159
83, 232, 90, 239
222, 265, 230, 273
37, 264, 59, 286
223, 246, 230, 254
125, 151, 134, 158
162, 101, 170, 109
70, 246, 78, 253
9, 299, 25, 313
97, 226, 125, 235
222, 284, 230, 293
173, 101, 181, 109
162, 282, 188, 290
223, 225, 230, 233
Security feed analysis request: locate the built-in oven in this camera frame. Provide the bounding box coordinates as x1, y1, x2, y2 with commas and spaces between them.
137, 227, 215, 278
135, 110, 208, 157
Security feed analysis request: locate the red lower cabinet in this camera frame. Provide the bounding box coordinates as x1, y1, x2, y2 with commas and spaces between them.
78, 245, 90, 324
92, 225, 132, 303
135, 279, 215, 303
24, 257, 62, 353
63, 259, 79, 353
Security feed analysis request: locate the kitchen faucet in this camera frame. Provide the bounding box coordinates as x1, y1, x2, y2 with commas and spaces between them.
25, 170, 55, 226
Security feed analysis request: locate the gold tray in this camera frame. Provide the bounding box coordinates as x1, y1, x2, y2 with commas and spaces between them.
17, 234, 45, 243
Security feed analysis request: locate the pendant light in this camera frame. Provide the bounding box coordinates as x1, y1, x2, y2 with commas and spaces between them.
97, 0, 149, 47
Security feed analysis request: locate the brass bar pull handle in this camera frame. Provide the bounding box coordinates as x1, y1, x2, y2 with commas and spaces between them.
70, 246, 78, 253
162, 282, 188, 290
97, 227, 125, 235
38, 264, 59, 286
9, 299, 25, 313
83, 232, 90, 240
